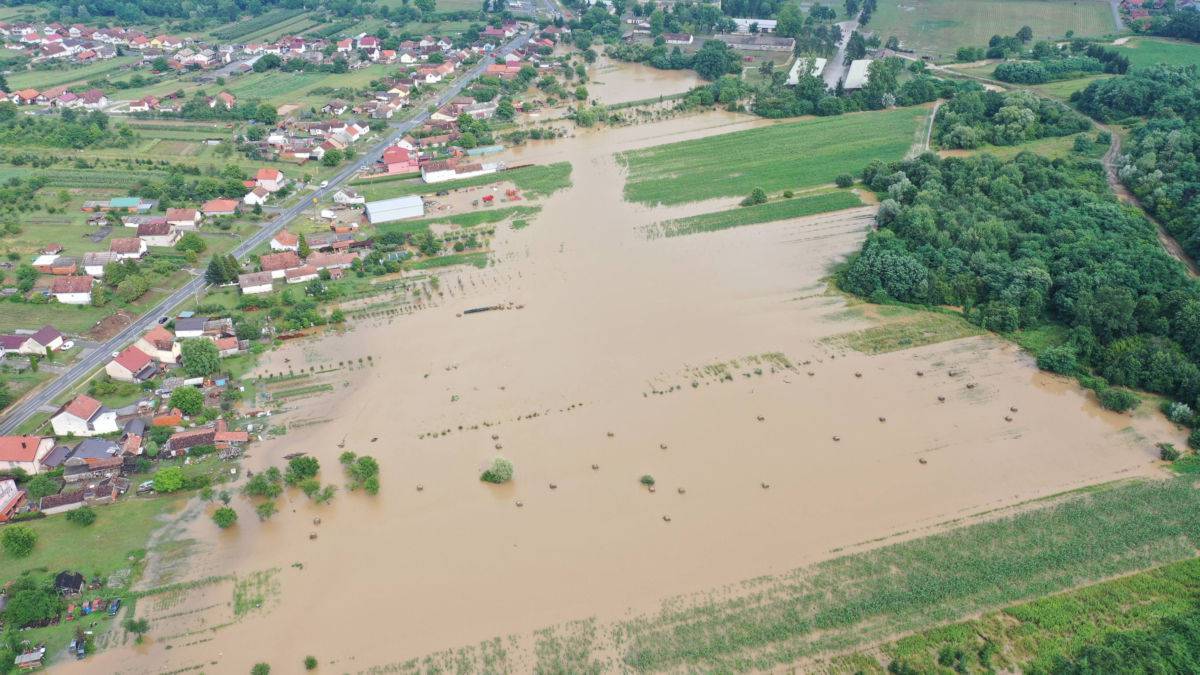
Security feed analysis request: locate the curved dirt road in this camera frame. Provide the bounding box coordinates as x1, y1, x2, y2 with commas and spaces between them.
1101, 127, 1199, 276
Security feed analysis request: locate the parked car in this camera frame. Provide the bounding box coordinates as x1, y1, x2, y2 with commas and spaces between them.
137, 480, 154, 494
107, 598, 121, 616
61, 340, 75, 350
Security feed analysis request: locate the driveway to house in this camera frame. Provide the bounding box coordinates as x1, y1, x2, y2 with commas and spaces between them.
823, 15, 860, 90
0, 28, 535, 434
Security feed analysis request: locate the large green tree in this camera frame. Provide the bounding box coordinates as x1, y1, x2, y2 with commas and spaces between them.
181, 338, 221, 378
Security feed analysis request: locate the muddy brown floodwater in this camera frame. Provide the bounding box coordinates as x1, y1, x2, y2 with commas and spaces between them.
586, 56, 704, 106
72, 112, 1181, 674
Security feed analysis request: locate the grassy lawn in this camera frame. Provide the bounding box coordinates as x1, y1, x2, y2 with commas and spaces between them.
0, 302, 117, 334
651, 190, 862, 238
7, 56, 140, 91
942, 133, 1104, 161
1112, 37, 1200, 69
0, 496, 185, 580
579, 476, 1200, 673
405, 251, 489, 270
870, 556, 1200, 673
375, 204, 540, 236
354, 162, 574, 201
618, 107, 926, 206
870, 0, 1116, 61
1028, 73, 1114, 100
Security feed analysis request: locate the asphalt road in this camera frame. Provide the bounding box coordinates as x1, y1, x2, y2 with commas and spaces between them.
0, 29, 533, 434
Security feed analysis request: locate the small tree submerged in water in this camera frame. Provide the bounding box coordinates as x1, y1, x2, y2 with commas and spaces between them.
481, 457, 514, 484
639, 474, 656, 487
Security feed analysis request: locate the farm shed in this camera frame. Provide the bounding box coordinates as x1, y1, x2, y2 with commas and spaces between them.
844, 59, 873, 90
787, 57, 827, 85
365, 195, 425, 224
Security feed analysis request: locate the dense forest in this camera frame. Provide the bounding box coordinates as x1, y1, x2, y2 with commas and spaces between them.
935, 87, 1090, 149
1073, 65, 1200, 259
1150, 9, 1200, 43
840, 152, 1200, 410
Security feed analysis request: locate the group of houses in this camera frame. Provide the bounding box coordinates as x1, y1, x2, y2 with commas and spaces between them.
239, 230, 366, 294
0, 313, 253, 521
252, 118, 371, 164
13, 168, 287, 306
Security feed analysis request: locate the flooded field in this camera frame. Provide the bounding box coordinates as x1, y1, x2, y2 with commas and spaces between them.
586, 56, 703, 105
71, 111, 1182, 674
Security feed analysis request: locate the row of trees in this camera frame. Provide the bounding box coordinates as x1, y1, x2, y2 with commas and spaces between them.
841, 152, 1200, 409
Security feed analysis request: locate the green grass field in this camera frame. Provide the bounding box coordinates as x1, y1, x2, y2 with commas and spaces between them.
355, 163, 574, 201
651, 190, 862, 238
7, 56, 140, 91
1029, 73, 1114, 99
870, 0, 1116, 61
1113, 37, 1200, 69
0, 496, 184, 579
405, 251, 489, 270
374, 205, 541, 236
868, 556, 1200, 673
618, 108, 926, 206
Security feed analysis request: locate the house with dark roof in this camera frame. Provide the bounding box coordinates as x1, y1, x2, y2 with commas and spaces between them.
54, 571, 85, 595
165, 427, 216, 456
62, 438, 123, 482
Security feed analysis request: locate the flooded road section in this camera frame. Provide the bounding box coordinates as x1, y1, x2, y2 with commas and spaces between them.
73, 111, 1179, 674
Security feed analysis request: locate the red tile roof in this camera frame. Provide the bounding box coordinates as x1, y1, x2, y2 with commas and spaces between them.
255, 168, 282, 181
63, 394, 102, 421
202, 198, 239, 214
113, 345, 152, 372
260, 251, 301, 272
51, 275, 93, 294
273, 230, 298, 247
109, 237, 143, 254
0, 436, 47, 462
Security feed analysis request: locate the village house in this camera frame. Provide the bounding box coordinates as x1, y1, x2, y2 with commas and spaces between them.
255, 168, 286, 192
202, 198, 239, 217
105, 344, 156, 382
128, 325, 179, 366
210, 91, 236, 109
61, 438, 123, 483
307, 251, 358, 271
0, 325, 64, 356
165, 208, 202, 230
285, 264, 319, 284
51, 394, 118, 437
128, 95, 159, 112
173, 316, 234, 339
333, 188, 365, 205
109, 236, 147, 259
0, 435, 55, 475
0, 478, 25, 522
381, 145, 419, 174
165, 426, 216, 456
136, 324, 181, 363
271, 230, 299, 251
82, 251, 122, 276
137, 221, 181, 247
238, 271, 274, 295
421, 159, 497, 184
51, 275, 93, 304
243, 186, 270, 206
259, 251, 302, 278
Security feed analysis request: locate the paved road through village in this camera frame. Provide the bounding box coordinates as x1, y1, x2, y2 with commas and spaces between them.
0, 28, 533, 434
